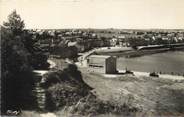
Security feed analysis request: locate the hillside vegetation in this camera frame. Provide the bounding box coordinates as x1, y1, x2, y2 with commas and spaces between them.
38, 64, 138, 116
83, 72, 184, 116
20, 67, 184, 117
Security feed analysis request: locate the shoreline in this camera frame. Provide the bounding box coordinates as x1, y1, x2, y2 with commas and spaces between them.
103, 70, 184, 81
96, 48, 184, 58
94, 45, 184, 58
78, 46, 184, 61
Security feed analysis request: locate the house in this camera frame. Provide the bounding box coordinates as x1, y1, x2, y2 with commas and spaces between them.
87, 55, 117, 74
110, 38, 118, 46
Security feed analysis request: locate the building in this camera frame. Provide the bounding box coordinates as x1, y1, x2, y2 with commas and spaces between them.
87, 55, 117, 74
110, 38, 118, 46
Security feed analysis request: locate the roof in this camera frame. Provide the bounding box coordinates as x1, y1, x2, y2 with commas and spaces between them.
89, 55, 112, 59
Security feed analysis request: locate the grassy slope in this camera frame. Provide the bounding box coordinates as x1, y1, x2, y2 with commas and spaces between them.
82, 71, 184, 115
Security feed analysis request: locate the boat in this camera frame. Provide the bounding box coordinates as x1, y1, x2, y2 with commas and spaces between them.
149, 72, 159, 77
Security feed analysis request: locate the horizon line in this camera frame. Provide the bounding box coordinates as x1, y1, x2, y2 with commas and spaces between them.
25, 28, 184, 30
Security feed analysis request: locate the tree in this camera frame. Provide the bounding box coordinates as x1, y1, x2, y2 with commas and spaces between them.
4, 10, 49, 69
3, 10, 25, 35
1, 11, 37, 113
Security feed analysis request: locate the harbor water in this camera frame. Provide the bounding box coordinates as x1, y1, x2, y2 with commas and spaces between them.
117, 51, 184, 75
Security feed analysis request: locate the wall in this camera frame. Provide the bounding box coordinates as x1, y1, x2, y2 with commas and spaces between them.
106, 57, 117, 74
88, 57, 106, 73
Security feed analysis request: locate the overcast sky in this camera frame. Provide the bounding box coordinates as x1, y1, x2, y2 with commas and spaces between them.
1, 0, 184, 29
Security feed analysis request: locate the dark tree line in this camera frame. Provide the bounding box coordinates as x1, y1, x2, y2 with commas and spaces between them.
1, 10, 48, 113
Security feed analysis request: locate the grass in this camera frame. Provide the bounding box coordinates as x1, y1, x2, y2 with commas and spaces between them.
82, 71, 184, 115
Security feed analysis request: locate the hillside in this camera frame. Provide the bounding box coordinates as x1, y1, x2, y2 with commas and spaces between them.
19, 60, 184, 117
82, 71, 184, 116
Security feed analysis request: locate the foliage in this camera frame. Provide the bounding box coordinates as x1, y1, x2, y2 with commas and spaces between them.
3, 10, 24, 35
51, 45, 78, 60
70, 93, 138, 116
1, 26, 37, 112
45, 83, 89, 111
1, 10, 41, 113
3, 10, 49, 69
41, 64, 138, 116
40, 64, 92, 111
41, 64, 91, 89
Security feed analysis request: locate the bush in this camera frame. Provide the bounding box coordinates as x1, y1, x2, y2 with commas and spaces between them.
70, 93, 139, 116
45, 83, 90, 111
41, 64, 92, 89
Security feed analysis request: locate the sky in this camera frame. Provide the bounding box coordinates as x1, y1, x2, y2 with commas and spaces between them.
1, 0, 184, 29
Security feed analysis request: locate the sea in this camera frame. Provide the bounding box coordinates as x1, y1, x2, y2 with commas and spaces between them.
117, 51, 184, 75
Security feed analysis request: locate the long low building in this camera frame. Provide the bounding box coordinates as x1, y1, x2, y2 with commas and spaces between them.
87, 55, 117, 74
